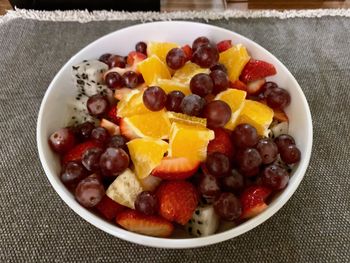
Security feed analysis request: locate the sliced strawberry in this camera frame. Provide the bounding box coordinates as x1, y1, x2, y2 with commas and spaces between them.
240, 59, 277, 83
106, 105, 121, 125
116, 209, 174, 237
152, 157, 200, 180
240, 185, 272, 219
157, 181, 199, 225
273, 109, 289, 122
119, 118, 139, 140
127, 51, 147, 68
96, 195, 125, 221
229, 80, 248, 92
181, 44, 192, 61
207, 128, 234, 159
217, 40, 232, 53
62, 140, 100, 165
246, 79, 266, 95
114, 87, 133, 101
100, 118, 120, 136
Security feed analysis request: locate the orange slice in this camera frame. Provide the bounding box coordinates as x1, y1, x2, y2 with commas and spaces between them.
154, 79, 191, 95
147, 41, 179, 64
236, 100, 274, 136
123, 110, 171, 140
219, 44, 250, 82
214, 89, 247, 130
168, 122, 214, 162
117, 89, 151, 118
172, 62, 210, 85
137, 55, 171, 85
127, 138, 168, 179
167, 111, 207, 127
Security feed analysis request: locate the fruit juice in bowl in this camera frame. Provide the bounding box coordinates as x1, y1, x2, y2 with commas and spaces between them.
37, 21, 312, 248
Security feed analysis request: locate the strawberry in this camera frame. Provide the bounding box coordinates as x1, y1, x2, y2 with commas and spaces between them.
240, 185, 272, 219
181, 44, 192, 61
106, 105, 121, 125
152, 157, 200, 180
216, 40, 232, 53
127, 51, 147, 68
116, 209, 174, 237
157, 181, 199, 225
246, 79, 266, 95
207, 128, 234, 159
273, 109, 289, 122
119, 118, 139, 140
96, 195, 125, 221
100, 118, 120, 136
62, 140, 100, 165
229, 80, 247, 92
240, 59, 277, 83
114, 87, 133, 101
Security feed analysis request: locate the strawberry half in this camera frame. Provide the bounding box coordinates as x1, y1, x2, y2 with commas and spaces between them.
116, 209, 174, 237
100, 118, 120, 136
152, 157, 200, 180
127, 51, 147, 69
106, 105, 121, 125
229, 80, 247, 92
207, 128, 234, 159
181, 44, 192, 61
240, 59, 277, 83
96, 195, 125, 221
157, 181, 199, 225
240, 185, 272, 219
119, 118, 139, 140
246, 79, 266, 95
62, 140, 100, 165
216, 40, 232, 53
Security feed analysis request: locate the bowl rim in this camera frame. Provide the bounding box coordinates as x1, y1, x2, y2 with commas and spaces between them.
37, 20, 313, 249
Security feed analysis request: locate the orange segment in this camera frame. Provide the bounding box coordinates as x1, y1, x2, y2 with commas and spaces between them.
214, 89, 247, 130
167, 111, 207, 127
219, 44, 250, 82
117, 89, 151, 117
127, 138, 168, 179
147, 41, 179, 64
123, 110, 171, 140
236, 100, 274, 136
172, 62, 210, 85
155, 79, 191, 95
137, 55, 171, 85
169, 122, 214, 162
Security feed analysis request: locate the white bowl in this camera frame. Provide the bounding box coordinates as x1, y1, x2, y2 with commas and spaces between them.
37, 21, 313, 248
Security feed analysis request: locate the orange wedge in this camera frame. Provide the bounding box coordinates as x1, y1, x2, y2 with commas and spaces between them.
137, 55, 171, 85
219, 44, 250, 82
214, 89, 247, 130
147, 41, 179, 64
167, 111, 207, 127
122, 110, 171, 140
168, 122, 214, 162
172, 62, 210, 85
127, 138, 168, 179
236, 100, 274, 136
117, 89, 151, 118
154, 79, 191, 95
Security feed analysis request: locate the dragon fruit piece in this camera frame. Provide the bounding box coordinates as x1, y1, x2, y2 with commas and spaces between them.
67, 95, 99, 126
72, 60, 108, 84
186, 205, 220, 237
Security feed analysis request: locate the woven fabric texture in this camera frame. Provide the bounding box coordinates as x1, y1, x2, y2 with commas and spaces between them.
0, 17, 349, 262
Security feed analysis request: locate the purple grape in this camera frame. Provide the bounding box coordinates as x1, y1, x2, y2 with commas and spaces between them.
190, 73, 214, 97
143, 86, 167, 111
180, 94, 206, 116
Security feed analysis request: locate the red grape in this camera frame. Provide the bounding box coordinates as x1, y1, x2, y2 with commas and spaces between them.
262, 164, 289, 190
87, 94, 109, 117
221, 170, 244, 193
210, 63, 228, 74
202, 100, 231, 128
190, 73, 214, 97
210, 70, 229, 94
99, 147, 129, 176
91, 127, 110, 144
166, 48, 187, 70
75, 174, 105, 208
192, 44, 219, 68
82, 147, 103, 172
237, 148, 262, 175
108, 55, 126, 68
198, 173, 221, 200
274, 134, 296, 151
232, 124, 259, 149
266, 87, 291, 110
213, 192, 242, 221
280, 144, 301, 164
180, 94, 206, 116
256, 138, 278, 164
107, 135, 127, 150
192, 36, 210, 51
61, 161, 87, 188
99, 53, 112, 65
135, 41, 147, 55
105, 72, 124, 90
143, 86, 167, 111
206, 152, 231, 177
49, 128, 76, 154
123, 71, 139, 89
135, 191, 158, 215
165, 90, 185, 112
75, 122, 95, 141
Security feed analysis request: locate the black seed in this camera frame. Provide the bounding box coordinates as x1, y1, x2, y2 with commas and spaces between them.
77, 80, 84, 85
76, 97, 80, 100
74, 107, 77, 110
97, 82, 101, 85
100, 69, 103, 73
198, 221, 203, 224
195, 210, 200, 215
86, 63, 90, 66
83, 60, 87, 62
86, 83, 91, 86
91, 80, 96, 83
82, 73, 88, 80
72, 66, 79, 70
71, 116, 75, 119
188, 227, 192, 233
76, 74, 81, 79
197, 230, 201, 235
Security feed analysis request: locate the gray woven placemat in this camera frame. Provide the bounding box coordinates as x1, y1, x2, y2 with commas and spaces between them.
0, 11, 350, 262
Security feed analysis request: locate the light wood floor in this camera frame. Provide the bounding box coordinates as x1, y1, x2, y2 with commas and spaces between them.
1, 0, 350, 15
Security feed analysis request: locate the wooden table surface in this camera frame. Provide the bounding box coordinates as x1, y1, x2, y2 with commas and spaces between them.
1, 0, 350, 15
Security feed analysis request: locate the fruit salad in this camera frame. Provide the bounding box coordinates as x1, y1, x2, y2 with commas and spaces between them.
48, 37, 301, 238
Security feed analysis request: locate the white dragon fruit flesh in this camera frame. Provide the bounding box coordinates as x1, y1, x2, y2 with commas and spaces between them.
186, 205, 220, 237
